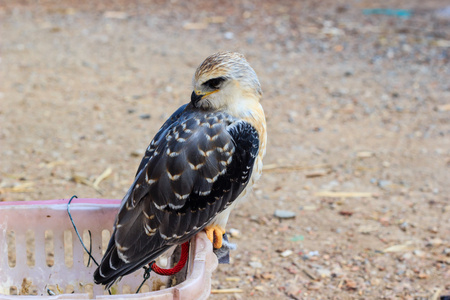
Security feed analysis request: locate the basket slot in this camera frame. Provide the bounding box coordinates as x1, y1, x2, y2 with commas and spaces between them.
139, 284, 150, 293
101, 229, 110, 256
29, 284, 39, 295
90, 230, 108, 296
15, 230, 26, 269
122, 284, 131, 294
71, 226, 85, 270
65, 284, 74, 294
80, 228, 103, 267
64, 230, 73, 268
9, 286, 17, 295
82, 230, 91, 267
46, 285, 57, 295
7, 230, 16, 268
54, 229, 65, 268
44, 230, 55, 267
33, 227, 46, 270
26, 229, 35, 267
92, 229, 104, 263
83, 283, 94, 298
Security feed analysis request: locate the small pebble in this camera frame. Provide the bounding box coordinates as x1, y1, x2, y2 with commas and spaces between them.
94, 124, 104, 134
280, 250, 293, 257
428, 226, 438, 234
139, 114, 151, 119
274, 210, 296, 219
345, 279, 357, 290
413, 250, 426, 258
418, 272, 429, 279
261, 273, 275, 280
224, 32, 234, 39
402, 252, 413, 260
229, 228, 240, 238
320, 180, 339, 190
305, 169, 329, 177
378, 180, 393, 190
249, 261, 263, 268
399, 222, 408, 231
306, 282, 321, 290
426, 238, 443, 247
130, 150, 141, 157
344, 70, 353, 77
104, 11, 128, 19
301, 205, 317, 211
357, 151, 374, 158
316, 268, 331, 278
339, 210, 354, 216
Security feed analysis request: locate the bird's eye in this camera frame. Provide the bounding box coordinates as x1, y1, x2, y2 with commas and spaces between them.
203, 77, 226, 90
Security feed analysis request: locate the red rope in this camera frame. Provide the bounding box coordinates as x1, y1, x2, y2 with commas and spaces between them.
151, 242, 190, 276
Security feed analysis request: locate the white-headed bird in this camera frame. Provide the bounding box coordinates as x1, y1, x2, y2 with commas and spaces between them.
94, 52, 267, 287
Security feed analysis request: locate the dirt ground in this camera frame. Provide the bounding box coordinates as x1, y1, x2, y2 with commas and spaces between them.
1, 0, 449, 299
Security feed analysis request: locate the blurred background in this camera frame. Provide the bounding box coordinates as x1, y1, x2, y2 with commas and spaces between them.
1, 0, 449, 298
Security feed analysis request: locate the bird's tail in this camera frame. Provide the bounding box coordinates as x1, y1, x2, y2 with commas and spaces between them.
93, 240, 171, 288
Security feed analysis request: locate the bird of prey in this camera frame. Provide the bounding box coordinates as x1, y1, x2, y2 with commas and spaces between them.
93, 51, 267, 287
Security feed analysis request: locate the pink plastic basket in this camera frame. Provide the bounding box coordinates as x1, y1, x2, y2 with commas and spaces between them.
0, 199, 218, 299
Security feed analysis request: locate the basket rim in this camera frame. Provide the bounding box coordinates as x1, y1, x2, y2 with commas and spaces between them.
0, 198, 122, 207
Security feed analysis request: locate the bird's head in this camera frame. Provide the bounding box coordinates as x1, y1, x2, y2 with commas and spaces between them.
191, 52, 262, 112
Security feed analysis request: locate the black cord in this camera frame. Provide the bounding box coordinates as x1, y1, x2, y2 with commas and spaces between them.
67, 195, 112, 295
67, 195, 99, 267
135, 262, 154, 293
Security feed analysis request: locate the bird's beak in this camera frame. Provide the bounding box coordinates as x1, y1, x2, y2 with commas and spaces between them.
191, 90, 203, 106
191, 90, 218, 107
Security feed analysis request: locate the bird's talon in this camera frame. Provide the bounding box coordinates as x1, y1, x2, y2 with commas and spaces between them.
205, 225, 225, 249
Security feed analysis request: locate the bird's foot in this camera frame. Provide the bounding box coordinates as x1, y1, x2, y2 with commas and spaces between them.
204, 225, 226, 249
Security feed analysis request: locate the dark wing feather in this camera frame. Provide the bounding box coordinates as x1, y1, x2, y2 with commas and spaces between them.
135, 104, 188, 175
93, 106, 259, 287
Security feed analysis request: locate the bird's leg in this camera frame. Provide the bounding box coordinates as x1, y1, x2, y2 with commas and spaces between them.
204, 225, 226, 249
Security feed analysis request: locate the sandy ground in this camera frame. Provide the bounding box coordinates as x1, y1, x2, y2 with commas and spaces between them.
1, 0, 449, 299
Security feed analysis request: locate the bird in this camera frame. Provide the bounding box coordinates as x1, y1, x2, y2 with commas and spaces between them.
93, 51, 267, 287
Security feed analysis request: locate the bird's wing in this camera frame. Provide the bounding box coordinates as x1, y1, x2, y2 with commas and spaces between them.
94, 109, 260, 286
134, 104, 188, 175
